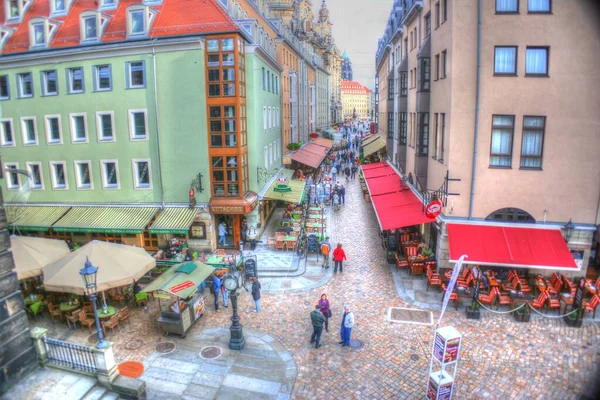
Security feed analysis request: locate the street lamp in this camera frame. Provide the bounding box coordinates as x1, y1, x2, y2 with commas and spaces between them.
563, 219, 575, 242
223, 268, 245, 350
79, 257, 109, 349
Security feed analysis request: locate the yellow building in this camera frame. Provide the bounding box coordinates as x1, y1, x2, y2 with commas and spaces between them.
341, 81, 371, 119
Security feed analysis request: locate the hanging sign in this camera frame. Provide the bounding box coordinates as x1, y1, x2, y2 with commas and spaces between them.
425, 199, 443, 219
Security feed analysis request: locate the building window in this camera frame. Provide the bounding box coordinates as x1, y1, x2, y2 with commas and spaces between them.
399, 112, 407, 145
189, 222, 207, 239
435, 1, 440, 27
5, 163, 20, 189
520, 116, 545, 169
74, 161, 93, 189
129, 109, 148, 140
441, 0, 447, 23
0, 75, 9, 99
388, 78, 393, 98
425, 13, 431, 37
434, 54, 440, 80
263, 106, 267, 131
128, 9, 146, 35
21, 117, 38, 145
82, 15, 98, 40
0, 119, 14, 146
70, 113, 87, 143
101, 160, 119, 189
41, 70, 58, 96
133, 159, 151, 189
490, 115, 514, 167
96, 112, 114, 141
387, 112, 394, 139
50, 161, 68, 190
67, 67, 84, 93
440, 113, 446, 161
525, 47, 549, 76
417, 112, 429, 156
419, 58, 430, 91
45, 115, 62, 144
209, 105, 236, 147
51, 0, 66, 14
528, 0, 550, 13
207, 39, 219, 52
17, 72, 33, 98
494, 46, 517, 75
26, 162, 43, 190
126, 61, 145, 88
433, 113, 439, 159
31, 21, 45, 46
486, 208, 535, 222
496, 0, 519, 13
211, 156, 239, 197
93, 65, 112, 91
441, 51, 447, 79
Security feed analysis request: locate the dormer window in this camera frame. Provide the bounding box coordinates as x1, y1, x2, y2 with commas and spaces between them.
127, 6, 156, 37
84, 16, 97, 39
0, 27, 13, 51
32, 22, 45, 46
99, 0, 117, 10
79, 12, 110, 43
29, 18, 59, 48
50, 0, 66, 15
5, 0, 31, 22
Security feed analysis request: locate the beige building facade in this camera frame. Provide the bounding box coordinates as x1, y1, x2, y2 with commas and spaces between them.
375, 0, 600, 275
341, 81, 372, 120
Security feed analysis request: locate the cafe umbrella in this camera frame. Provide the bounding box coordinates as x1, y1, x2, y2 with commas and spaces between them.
10, 235, 71, 280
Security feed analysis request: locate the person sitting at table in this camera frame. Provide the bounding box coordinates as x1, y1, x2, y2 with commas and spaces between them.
283, 211, 291, 219
471, 265, 481, 281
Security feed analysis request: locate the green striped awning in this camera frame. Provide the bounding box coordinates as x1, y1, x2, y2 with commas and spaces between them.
6, 206, 71, 232
263, 169, 306, 204
149, 208, 199, 235
52, 207, 159, 234
363, 136, 387, 156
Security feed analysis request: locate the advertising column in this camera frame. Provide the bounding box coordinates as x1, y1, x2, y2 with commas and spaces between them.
427, 326, 462, 400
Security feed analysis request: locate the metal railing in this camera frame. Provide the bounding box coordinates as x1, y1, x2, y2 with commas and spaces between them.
43, 337, 97, 374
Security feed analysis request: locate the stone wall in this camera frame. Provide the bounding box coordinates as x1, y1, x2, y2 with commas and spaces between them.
0, 188, 37, 394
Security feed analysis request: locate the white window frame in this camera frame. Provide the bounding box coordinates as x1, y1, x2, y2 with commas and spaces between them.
126, 61, 145, 89
132, 159, 152, 190
100, 159, 120, 189
93, 64, 112, 91
67, 67, 85, 94
17, 72, 33, 98
50, 0, 68, 16
20, 116, 38, 145
81, 13, 98, 41
0, 118, 14, 147
41, 69, 58, 96
4, 162, 20, 190
264, 146, 268, 168
30, 20, 46, 47
49, 161, 68, 190
263, 106, 267, 131
96, 111, 115, 142
99, 0, 117, 10
74, 160, 93, 190
127, 5, 156, 37
69, 113, 88, 143
269, 143, 273, 166
44, 114, 63, 145
128, 109, 148, 141
0, 74, 10, 100
26, 161, 44, 190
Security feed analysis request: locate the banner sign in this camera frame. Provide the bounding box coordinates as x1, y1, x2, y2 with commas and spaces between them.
170, 280, 195, 293
437, 255, 467, 327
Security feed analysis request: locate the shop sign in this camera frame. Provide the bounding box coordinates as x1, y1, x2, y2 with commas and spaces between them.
154, 293, 171, 300
425, 199, 443, 219
170, 280, 195, 293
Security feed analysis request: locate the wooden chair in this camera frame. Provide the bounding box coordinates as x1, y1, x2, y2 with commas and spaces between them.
47, 303, 62, 322
78, 310, 95, 334
405, 246, 417, 257
266, 237, 276, 250
411, 262, 425, 276
108, 289, 125, 305
531, 292, 548, 311
66, 309, 81, 329
584, 294, 600, 319
425, 261, 437, 271
275, 240, 285, 251
400, 233, 410, 243
395, 253, 408, 270
494, 288, 511, 310
441, 284, 459, 310
285, 240, 297, 252
478, 291, 495, 307
118, 307, 131, 328
101, 315, 120, 336
457, 274, 473, 289
135, 292, 149, 308
547, 293, 561, 314
426, 268, 442, 292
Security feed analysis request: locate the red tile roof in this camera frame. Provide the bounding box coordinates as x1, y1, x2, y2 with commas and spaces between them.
340, 80, 371, 94
2, 0, 238, 55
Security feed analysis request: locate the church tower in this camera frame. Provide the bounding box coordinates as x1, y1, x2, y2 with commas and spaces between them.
341, 50, 353, 81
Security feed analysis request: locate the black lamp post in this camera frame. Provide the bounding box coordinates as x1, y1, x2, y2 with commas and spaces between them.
223, 269, 245, 350
79, 257, 108, 349
563, 219, 575, 242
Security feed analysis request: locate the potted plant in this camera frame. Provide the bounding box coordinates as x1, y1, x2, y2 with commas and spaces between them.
513, 305, 531, 322
466, 300, 480, 320
563, 309, 583, 328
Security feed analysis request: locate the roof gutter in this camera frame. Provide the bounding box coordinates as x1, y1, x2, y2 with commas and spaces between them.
468, 0, 482, 220
151, 39, 166, 208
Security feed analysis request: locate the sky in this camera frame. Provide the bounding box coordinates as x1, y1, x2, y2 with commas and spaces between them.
315, 0, 392, 90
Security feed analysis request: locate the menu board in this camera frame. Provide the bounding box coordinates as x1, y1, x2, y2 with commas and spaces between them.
433, 326, 462, 365
427, 370, 453, 400
307, 234, 319, 253
245, 258, 257, 279
433, 332, 446, 363
193, 295, 204, 320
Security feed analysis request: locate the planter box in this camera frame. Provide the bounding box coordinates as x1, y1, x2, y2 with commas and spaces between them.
387, 251, 396, 264
364, 194, 370, 202
465, 306, 480, 320
513, 310, 531, 322
563, 315, 583, 328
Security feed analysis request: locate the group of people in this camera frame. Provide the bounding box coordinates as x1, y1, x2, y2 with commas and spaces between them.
319, 238, 347, 273
310, 293, 355, 349
211, 273, 261, 313
217, 219, 258, 250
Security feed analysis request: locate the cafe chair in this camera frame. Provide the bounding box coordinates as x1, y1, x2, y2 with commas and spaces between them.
584, 294, 599, 319
494, 288, 511, 310
275, 240, 285, 251
66, 310, 81, 329
547, 294, 561, 314
395, 253, 408, 270
457, 274, 473, 289
478, 291, 495, 307
411, 262, 425, 277
109, 289, 125, 305
78, 310, 95, 334
405, 246, 418, 257
27, 301, 44, 321
286, 239, 297, 252
135, 292, 149, 308
101, 315, 120, 336
118, 307, 131, 328
531, 292, 548, 311
441, 284, 460, 310
47, 303, 62, 323
426, 268, 442, 292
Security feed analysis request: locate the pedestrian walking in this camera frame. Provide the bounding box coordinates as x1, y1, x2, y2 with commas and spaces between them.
310, 305, 326, 349
212, 274, 222, 311
339, 185, 346, 205
344, 166, 350, 182
320, 237, 331, 269
251, 277, 261, 312
339, 305, 355, 346
240, 218, 248, 245
318, 293, 332, 332
332, 192, 340, 211
222, 286, 229, 308
351, 165, 357, 180
331, 165, 337, 182
218, 220, 228, 246
333, 243, 347, 273
247, 225, 257, 250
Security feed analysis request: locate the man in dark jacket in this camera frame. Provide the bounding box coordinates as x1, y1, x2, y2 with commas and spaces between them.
251, 277, 261, 312
310, 305, 326, 349
339, 185, 346, 205
212, 274, 222, 311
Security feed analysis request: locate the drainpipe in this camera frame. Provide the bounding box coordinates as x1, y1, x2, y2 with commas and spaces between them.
152, 40, 166, 208
468, 0, 482, 220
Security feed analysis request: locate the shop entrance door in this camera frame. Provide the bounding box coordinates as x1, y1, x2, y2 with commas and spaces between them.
215, 214, 242, 249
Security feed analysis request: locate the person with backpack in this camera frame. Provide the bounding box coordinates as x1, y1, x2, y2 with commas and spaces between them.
212, 274, 222, 311
320, 237, 331, 269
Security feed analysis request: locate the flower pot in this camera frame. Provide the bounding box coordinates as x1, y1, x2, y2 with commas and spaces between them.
563, 314, 583, 328
513, 310, 530, 322
364, 194, 370, 202
465, 306, 481, 320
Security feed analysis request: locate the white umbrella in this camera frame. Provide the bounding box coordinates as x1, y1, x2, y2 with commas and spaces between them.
10, 235, 71, 280
43, 240, 155, 296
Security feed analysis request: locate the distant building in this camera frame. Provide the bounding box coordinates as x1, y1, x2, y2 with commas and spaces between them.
341, 50, 353, 81
341, 81, 371, 119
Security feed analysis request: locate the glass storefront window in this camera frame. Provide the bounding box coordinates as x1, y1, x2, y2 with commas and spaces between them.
207, 39, 219, 52
222, 38, 234, 51
223, 84, 235, 96
208, 54, 220, 67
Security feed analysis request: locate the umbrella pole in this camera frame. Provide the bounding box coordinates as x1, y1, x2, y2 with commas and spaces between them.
101, 291, 108, 313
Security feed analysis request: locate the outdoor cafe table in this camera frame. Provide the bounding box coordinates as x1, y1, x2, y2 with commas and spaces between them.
560, 293, 574, 314
207, 256, 224, 265
309, 214, 323, 219
60, 301, 81, 314
309, 207, 323, 213
509, 292, 534, 311
97, 306, 117, 319
307, 223, 323, 228
24, 294, 39, 306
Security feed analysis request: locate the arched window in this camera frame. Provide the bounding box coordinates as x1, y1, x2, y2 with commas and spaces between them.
486, 208, 535, 223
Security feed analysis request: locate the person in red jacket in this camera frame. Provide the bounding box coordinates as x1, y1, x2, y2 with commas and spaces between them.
332, 243, 347, 273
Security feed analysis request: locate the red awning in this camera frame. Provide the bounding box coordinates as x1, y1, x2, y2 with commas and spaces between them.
365, 175, 403, 196
291, 143, 328, 168
362, 165, 396, 179
371, 191, 433, 230
447, 224, 578, 270
361, 161, 386, 171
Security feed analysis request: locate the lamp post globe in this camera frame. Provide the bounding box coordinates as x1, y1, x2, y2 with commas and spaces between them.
79, 257, 108, 349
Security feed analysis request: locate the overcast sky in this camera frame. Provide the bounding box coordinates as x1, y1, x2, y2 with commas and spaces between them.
315, 0, 392, 90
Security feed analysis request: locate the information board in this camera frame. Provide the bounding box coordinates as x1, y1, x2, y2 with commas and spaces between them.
307, 234, 319, 253
245, 258, 257, 280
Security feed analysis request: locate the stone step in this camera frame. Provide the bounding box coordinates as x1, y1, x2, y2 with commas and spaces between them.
82, 386, 108, 400
65, 376, 99, 399
100, 392, 119, 400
